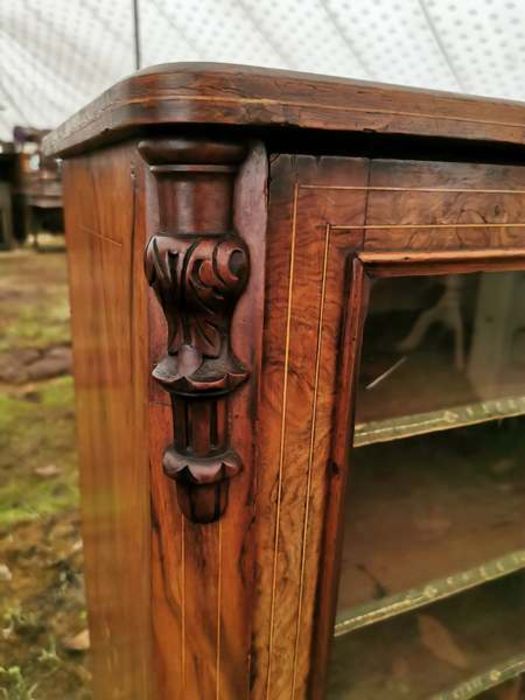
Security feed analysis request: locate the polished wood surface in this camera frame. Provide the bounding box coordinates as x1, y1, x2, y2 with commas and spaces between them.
64, 138, 269, 700
258, 154, 525, 698
43, 62, 525, 158
51, 63, 525, 699
140, 138, 251, 523
252, 155, 369, 699
363, 160, 525, 251
63, 143, 152, 699
148, 143, 267, 699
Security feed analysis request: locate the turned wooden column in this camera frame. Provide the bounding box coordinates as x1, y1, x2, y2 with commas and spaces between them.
139, 139, 250, 523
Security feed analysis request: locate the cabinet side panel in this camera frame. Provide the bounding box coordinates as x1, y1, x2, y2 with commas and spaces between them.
62, 144, 151, 699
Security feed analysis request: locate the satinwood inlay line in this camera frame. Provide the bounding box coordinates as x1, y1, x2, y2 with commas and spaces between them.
110, 93, 525, 130
181, 515, 186, 692
300, 186, 525, 194
291, 223, 332, 698
331, 223, 525, 230
216, 520, 222, 700
266, 183, 299, 699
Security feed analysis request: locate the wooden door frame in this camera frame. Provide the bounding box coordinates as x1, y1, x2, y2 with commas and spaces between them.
255, 152, 525, 699
311, 246, 525, 698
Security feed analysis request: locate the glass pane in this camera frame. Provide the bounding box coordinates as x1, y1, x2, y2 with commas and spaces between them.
329, 270, 525, 699
329, 573, 525, 699
355, 272, 525, 446
338, 418, 525, 621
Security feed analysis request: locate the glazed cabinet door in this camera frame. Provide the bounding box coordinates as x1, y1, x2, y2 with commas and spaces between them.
259, 155, 525, 699
330, 267, 525, 700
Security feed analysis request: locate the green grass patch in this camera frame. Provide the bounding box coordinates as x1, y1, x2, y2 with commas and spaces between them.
0, 377, 78, 527
0, 251, 70, 353
0, 298, 70, 353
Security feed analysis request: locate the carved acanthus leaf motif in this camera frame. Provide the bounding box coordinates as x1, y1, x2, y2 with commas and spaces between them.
140, 137, 250, 523
145, 234, 250, 395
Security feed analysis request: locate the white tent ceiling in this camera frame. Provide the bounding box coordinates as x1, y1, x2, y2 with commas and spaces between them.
2, 0, 525, 141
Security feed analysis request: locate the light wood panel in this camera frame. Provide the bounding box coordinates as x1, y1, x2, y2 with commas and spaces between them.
63, 143, 152, 699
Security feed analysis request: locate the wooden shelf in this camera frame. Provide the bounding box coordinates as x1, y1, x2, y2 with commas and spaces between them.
328, 574, 525, 699
354, 395, 525, 447
430, 653, 525, 700
335, 550, 525, 636
337, 419, 525, 621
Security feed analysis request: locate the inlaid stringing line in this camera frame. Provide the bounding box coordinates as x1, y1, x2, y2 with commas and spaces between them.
216, 521, 222, 700
291, 223, 331, 698
332, 222, 525, 230
299, 185, 525, 230
181, 515, 186, 691
300, 186, 525, 194
266, 182, 299, 699
115, 94, 525, 130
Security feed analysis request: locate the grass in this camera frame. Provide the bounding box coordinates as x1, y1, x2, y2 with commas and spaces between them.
0, 245, 90, 699
0, 377, 78, 528
0, 250, 70, 354
0, 300, 70, 353
0, 666, 38, 700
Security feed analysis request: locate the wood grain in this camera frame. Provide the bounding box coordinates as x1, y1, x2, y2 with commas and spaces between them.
147, 142, 268, 699
54, 64, 525, 698
252, 155, 368, 699
63, 143, 152, 699
309, 256, 369, 699
43, 63, 525, 159
363, 160, 525, 251
360, 248, 525, 277
140, 138, 251, 524
252, 154, 525, 699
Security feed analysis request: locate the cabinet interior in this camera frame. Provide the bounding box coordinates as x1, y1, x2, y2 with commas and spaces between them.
331, 271, 525, 699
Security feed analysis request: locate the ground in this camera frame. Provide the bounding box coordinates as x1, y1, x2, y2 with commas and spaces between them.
0, 242, 90, 699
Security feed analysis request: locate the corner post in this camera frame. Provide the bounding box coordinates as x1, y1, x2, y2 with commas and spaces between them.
139, 138, 250, 523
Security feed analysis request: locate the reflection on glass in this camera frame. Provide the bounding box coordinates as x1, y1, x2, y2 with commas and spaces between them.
355, 272, 525, 446
336, 418, 525, 628
329, 271, 525, 699
329, 574, 525, 699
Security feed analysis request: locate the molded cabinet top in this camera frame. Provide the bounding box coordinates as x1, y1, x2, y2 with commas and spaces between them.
43, 62, 525, 157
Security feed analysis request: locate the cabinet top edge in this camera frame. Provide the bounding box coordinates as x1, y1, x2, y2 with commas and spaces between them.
43, 61, 525, 157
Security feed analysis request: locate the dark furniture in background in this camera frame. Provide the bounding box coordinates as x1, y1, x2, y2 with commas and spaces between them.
44, 63, 525, 699
13, 127, 63, 247
0, 142, 16, 249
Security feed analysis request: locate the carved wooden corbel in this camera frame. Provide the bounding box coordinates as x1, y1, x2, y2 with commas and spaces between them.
139, 138, 250, 523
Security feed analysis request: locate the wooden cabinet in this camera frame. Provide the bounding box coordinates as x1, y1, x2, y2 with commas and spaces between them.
44, 64, 525, 699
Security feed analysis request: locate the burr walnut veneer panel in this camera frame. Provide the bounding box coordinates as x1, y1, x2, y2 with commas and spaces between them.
364, 160, 525, 251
